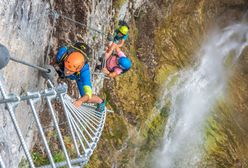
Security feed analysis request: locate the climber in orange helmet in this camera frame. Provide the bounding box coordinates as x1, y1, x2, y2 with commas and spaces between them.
54, 42, 105, 112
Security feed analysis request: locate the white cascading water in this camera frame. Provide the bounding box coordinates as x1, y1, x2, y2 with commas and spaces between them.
155, 23, 248, 168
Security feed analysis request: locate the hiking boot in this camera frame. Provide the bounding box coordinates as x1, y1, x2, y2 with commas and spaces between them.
96, 100, 106, 113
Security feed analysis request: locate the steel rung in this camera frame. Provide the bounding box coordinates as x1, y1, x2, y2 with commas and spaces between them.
38, 157, 87, 168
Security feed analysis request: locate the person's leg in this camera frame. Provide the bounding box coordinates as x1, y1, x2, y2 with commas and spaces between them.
87, 95, 103, 103
88, 95, 106, 112
105, 43, 117, 58
105, 41, 113, 54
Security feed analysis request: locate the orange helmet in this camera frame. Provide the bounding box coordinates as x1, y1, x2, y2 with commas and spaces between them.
64, 52, 85, 72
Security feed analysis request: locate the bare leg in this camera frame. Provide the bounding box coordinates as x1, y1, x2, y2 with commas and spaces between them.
105, 43, 117, 58
87, 95, 103, 103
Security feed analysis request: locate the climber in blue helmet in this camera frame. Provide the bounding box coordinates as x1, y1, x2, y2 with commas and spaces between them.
101, 46, 132, 78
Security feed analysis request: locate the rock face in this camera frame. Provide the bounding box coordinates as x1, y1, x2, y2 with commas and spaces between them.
203, 47, 248, 167
1, 0, 248, 167
0, 1, 51, 167
87, 0, 248, 167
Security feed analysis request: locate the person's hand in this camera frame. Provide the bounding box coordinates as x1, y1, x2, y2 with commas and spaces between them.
73, 100, 82, 108
105, 51, 111, 58
102, 68, 110, 75
115, 45, 121, 52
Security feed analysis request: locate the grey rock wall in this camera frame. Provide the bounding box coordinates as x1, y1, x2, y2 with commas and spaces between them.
0, 0, 52, 167
0, 0, 113, 167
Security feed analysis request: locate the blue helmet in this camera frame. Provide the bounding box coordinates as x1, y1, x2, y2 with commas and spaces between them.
118, 57, 132, 70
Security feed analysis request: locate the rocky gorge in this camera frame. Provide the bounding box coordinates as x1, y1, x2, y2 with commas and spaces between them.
0, 0, 248, 167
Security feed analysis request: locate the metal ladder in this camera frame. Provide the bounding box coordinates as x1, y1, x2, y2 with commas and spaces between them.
0, 81, 107, 167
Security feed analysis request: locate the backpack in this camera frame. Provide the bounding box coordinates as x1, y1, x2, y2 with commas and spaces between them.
59, 42, 92, 63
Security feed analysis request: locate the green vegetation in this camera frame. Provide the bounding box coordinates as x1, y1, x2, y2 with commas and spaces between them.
53, 151, 65, 163
18, 158, 29, 168
31, 130, 76, 167
32, 152, 49, 166
203, 99, 248, 168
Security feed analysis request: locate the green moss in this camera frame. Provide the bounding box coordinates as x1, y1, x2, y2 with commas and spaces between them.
204, 116, 225, 152
103, 88, 117, 113
154, 65, 179, 85
202, 100, 248, 168
31, 152, 49, 166
224, 51, 236, 68
31, 131, 76, 167
53, 151, 65, 163
108, 115, 128, 149
136, 107, 168, 167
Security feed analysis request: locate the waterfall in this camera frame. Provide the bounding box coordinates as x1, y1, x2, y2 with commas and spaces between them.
155, 23, 248, 168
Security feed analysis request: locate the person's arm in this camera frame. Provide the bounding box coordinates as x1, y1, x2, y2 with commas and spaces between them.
102, 67, 110, 75
115, 46, 125, 58
105, 43, 117, 58
117, 34, 128, 48
115, 45, 121, 53
117, 39, 125, 48
102, 67, 118, 78
108, 72, 118, 78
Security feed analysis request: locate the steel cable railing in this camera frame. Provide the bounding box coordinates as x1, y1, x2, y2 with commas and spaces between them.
0, 81, 107, 168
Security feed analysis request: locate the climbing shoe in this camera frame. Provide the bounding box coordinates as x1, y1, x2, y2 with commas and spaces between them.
96, 100, 106, 113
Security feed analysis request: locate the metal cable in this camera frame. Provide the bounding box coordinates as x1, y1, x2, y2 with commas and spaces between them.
59, 93, 81, 157
65, 100, 99, 130
0, 85, 35, 168
28, 94, 56, 168
9, 57, 49, 73
50, 10, 107, 36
